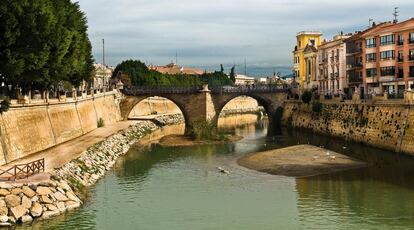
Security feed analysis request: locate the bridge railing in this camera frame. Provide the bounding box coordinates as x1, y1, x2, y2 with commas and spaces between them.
122, 85, 291, 95
210, 85, 291, 94
122, 86, 201, 95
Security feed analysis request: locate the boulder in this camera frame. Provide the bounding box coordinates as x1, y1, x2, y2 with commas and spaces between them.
40, 195, 53, 204
22, 186, 36, 198
65, 201, 81, 210
40, 210, 59, 220
21, 215, 33, 223
10, 188, 22, 195
36, 187, 52, 196
0, 189, 10, 196
31, 196, 39, 203
66, 191, 80, 202
0, 215, 8, 223
5, 194, 20, 207
21, 196, 32, 209
56, 202, 66, 212
0, 200, 7, 216
10, 205, 27, 220
59, 181, 72, 192
53, 192, 68, 202
45, 204, 58, 212
30, 202, 43, 217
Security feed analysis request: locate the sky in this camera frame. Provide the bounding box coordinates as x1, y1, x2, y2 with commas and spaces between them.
76, 0, 414, 70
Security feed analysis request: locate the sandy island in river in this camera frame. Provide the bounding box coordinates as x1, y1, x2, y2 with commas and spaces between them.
158, 135, 243, 147
238, 144, 367, 177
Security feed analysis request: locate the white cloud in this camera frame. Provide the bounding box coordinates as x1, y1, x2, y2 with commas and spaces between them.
75, 0, 414, 67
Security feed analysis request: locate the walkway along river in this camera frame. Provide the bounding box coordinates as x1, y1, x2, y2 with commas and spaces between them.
17, 115, 414, 230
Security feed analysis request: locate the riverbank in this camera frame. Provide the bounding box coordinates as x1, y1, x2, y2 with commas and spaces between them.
158, 134, 243, 147
0, 114, 184, 226
238, 144, 367, 177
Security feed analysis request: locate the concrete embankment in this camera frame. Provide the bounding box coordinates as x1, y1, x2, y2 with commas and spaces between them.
0, 114, 184, 226
282, 101, 414, 155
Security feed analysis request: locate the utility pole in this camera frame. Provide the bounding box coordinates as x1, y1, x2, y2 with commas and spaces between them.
244, 58, 247, 75
393, 7, 399, 23
175, 52, 178, 65
368, 18, 373, 28
102, 38, 105, 66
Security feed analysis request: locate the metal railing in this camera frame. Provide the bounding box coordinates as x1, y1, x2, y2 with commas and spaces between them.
0, 158, 45, 181
210, 85, 291, 94
122, 86, 201, 95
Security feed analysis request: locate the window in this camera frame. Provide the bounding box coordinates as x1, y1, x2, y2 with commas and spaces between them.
309, 39, 315, 46
366, 53, 376, 62
398, 51, 404, 62
380, 50, 395, 60
398, 67, 404, 78
410, 33, 414, 44
380, 34, 395, 46
398, 35, 404, 45
380, 66, 395, 76
410, 66, 414, 77
366, 38, 376, 48
410, 50, 414, 61
366, 68, 377, 77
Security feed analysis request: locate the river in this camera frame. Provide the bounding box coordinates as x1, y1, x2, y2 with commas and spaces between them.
18, 115, 414, 230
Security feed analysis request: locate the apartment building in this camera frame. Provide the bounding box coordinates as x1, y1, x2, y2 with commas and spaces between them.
360, 19, 414, 98
317, 33, 350, 96
293, 31, 322, 90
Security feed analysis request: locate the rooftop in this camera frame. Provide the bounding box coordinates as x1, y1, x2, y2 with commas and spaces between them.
296, 31, 322, 36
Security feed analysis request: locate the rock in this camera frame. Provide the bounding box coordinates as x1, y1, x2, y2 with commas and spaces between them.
5, 194, 20, 207
0, 189, 10, 196
36, 187, 52, 196
22, 186, 36, 198
31, 196, 39, 203
59, 181, 72, 192
0, 200, 7, 216
10, 205, 27, 220
10, 188, 22, 195
21, 215, 33, 223
0, 215, 8, 223
66, 191, 80, 202
65, 201, 80, 210
40, 195, 53, 204
40, 210, 59, 220
21, 196, 32, 209
45, 204, 59, 212
53, 192, 68, 202
30, 202, 43, 217
56, 202, 66, 212
8, 216, 15, 224
50, 187, 56, 193
29, 184, 37, 191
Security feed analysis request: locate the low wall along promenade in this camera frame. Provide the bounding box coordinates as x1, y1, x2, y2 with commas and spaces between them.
0, 91, 122, 165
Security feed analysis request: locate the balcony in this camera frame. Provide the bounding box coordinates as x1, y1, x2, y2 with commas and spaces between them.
398, 57, 404, 62
348, 75, 362, 83
397, 41, 404, 46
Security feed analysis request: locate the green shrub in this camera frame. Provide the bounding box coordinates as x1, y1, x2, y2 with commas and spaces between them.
312, 101, 323, 114
190, 120, 219, 141
301, 91, 312, 104
97, 118, 105, 127
0, 98, 10, 114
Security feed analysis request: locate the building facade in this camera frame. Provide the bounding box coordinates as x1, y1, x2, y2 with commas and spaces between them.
293, 31, 323, 90
317, 34, 350, 96
360, 19, 414, 98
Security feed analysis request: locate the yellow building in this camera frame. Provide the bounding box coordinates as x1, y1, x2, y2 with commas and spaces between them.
293, 31, 322, 89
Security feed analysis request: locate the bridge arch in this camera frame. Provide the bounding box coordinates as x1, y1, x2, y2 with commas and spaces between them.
120, 95, 192, 129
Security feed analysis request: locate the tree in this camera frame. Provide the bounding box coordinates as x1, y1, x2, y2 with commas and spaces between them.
301, 91, 313, 104
230, 65, 236, 83
0, 0, 94, 94
220, 64, 224, 73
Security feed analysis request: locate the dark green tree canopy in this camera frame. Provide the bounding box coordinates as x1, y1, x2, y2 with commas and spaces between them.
0, 0, 94, 92
112, 60, 233, 87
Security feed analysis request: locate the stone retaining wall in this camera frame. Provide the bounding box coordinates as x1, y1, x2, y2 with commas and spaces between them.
282, 101, 414, 155
0, 114, 184, 226
0, 92, 122, 165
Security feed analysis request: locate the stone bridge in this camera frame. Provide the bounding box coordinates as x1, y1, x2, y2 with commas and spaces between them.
120, 85, 292, 133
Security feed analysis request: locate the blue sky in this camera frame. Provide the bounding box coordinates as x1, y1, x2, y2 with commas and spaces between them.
76, 0, 414, 69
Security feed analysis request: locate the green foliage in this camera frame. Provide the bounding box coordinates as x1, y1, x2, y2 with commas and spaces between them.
312, 101, 323, 114
97, 117, 104, 128
0, 0, 94, 92
301, 91, 313, 104
190, 120, 220, 141
229, 65, 236, 83
112, 60, 232, 87
0, 98, 10, 114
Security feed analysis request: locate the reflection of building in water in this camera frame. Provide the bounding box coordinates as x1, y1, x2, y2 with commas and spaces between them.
295, 167, 414, 229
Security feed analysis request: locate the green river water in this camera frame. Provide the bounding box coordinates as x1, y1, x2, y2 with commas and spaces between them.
18, 121, 414, 230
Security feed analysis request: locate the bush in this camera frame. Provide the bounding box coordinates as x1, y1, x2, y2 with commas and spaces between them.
190, 120, 219, 141
312, 101, 323, 114
301, 91, 312, 104
0, 98, 10, 114
97, 118, 105, 128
